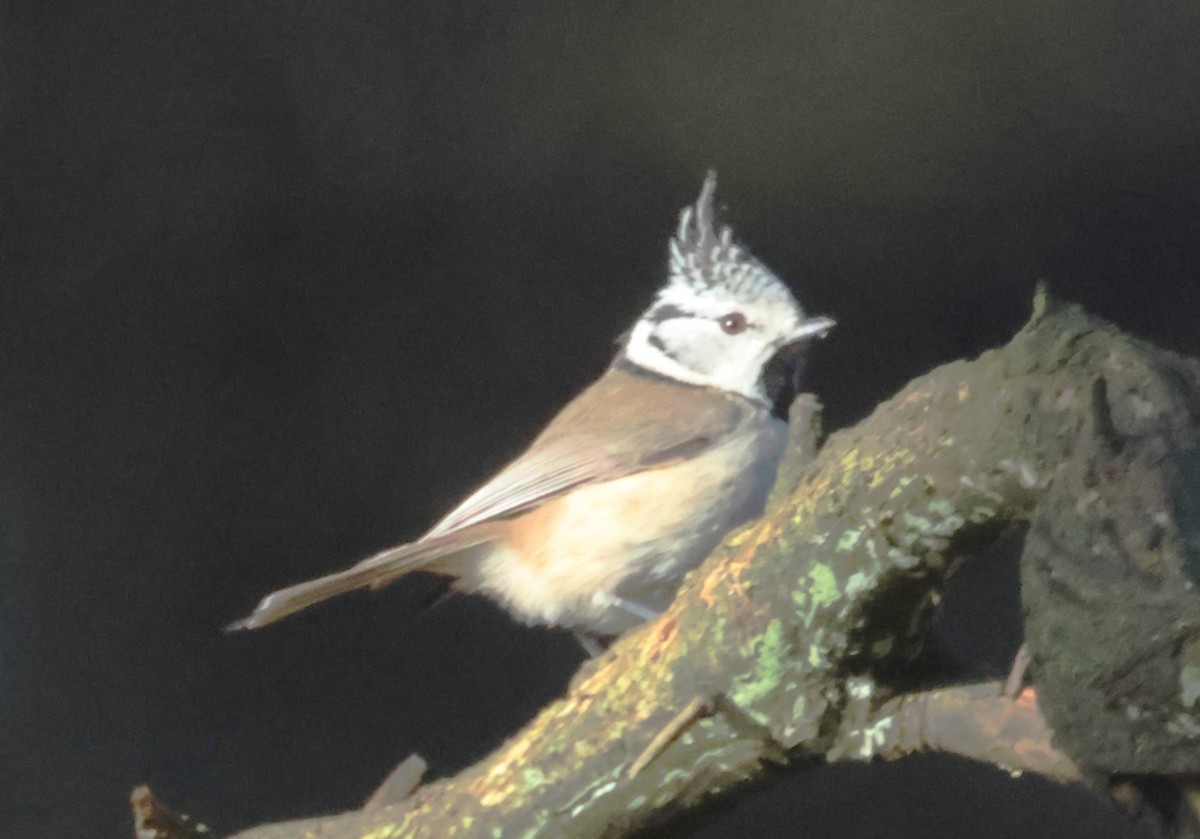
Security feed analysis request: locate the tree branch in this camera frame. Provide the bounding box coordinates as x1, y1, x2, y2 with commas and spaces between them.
829, 682, 1082, 783
143, 293, 1200, 838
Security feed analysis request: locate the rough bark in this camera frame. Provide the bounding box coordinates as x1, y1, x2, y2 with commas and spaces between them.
144, 292, 1200, 838
827, 682, 1082, 782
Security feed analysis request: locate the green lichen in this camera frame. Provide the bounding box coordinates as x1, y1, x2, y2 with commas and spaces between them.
934, 514, 965, 536
863, 536, 880, 561
1181, 665, 1200, 708
795, 563, 841, 627
523, 768, 547, 792
967, 504, 998, 523
844, 570, 872, 599
518, 824, 546, 839
560, 774, 621, 820
886, 546, 919, 569
888, 475, 917, 500
857, 716, 894, 758
729, 619, 789, 713
712, 616, 727, 646
837, 528, 864, 552
660, 768, 689, 787
791, 694, 806, 719
927, 498, 955, 518
902, 511, 933, 534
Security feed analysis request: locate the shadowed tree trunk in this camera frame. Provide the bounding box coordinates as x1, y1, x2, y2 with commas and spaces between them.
136, 290, 1200, 839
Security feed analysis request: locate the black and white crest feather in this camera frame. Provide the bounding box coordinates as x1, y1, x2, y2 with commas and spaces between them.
666, 171, 791, 307
620, 171, 833, 403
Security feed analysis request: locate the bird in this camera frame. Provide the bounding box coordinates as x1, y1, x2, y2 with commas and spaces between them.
228, 172, 834, 652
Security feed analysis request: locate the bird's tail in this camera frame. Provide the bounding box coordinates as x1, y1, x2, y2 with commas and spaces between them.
225, 531, 492, 631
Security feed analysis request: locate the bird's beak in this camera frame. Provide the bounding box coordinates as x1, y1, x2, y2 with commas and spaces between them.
783, 315, 836, 346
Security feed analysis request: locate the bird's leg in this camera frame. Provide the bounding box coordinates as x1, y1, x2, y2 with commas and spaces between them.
573, 631, 609, 658
611, 596, 661, 622
1003, 643, 1032, 698
573, 595, 661, 656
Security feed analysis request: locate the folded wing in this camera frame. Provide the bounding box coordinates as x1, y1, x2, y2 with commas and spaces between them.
228, 367, 751, 630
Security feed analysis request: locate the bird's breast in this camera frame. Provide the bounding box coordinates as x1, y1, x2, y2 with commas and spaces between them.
477, 416, 788, 634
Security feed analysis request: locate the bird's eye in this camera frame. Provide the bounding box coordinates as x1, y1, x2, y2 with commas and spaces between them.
719, 312, 748, 334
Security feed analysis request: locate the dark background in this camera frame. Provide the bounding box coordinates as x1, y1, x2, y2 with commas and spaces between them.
4, 2, 1200, 837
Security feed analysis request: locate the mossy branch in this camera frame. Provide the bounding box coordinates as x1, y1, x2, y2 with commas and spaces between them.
142, 295, 1200, 838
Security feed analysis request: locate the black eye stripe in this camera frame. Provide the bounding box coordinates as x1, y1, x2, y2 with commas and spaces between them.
649, 305, 757, 328
647, 332, 680, 360
646, 303, 691, 323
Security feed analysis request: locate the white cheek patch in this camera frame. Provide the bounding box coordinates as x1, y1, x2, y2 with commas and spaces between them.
652, 319, 724, 375
623, 317, 775, 403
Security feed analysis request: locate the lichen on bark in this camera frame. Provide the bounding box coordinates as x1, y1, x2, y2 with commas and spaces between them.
182, 293, 1200, 838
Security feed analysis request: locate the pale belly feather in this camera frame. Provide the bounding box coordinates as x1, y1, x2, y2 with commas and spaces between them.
477, 417, 787, 634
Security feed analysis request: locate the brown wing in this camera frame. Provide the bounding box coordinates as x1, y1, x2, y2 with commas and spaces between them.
424, 364, 750, 537
228, 365, 754, 630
